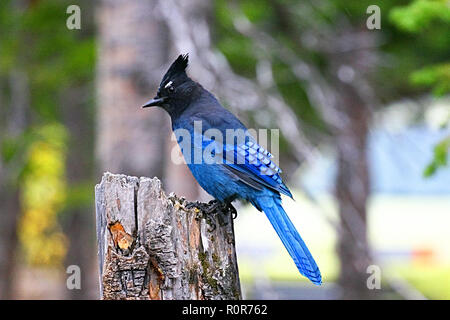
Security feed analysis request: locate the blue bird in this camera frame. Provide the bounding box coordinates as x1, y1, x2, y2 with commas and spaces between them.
142, 54, 322, 285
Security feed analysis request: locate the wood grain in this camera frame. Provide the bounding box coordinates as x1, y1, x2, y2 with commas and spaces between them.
95, 172, 241, 300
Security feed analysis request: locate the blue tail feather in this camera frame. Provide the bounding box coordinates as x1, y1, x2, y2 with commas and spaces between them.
257, 196, 322, 285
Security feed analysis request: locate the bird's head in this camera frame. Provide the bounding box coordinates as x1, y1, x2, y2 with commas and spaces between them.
142, 54, 198, 117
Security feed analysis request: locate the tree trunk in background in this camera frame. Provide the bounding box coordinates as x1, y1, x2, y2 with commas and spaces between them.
62, 86, 96, 299
335, 84, 373, 299
0, 190, 20, 299
96, 0, 169, 178
0, 70, 29, 299
328, 27, 379, 299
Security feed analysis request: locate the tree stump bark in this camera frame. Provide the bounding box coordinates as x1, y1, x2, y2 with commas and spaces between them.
95, 172, 241, 300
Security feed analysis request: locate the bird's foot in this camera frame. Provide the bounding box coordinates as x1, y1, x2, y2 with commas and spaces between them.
207, 200, 238, 227
186, 200, 237, 231
206, 200, 225, 230
185, 201, 208, 212
214, 201, 238, 220
227, 203, 238, 220
187, 200, 218, 232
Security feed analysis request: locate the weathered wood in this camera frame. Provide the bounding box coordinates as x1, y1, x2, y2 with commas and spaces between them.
95, 172, 241, 300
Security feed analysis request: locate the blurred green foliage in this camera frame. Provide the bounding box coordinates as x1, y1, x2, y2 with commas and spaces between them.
411, 63, 450, 97
388, 0, 450, 176
0, 0, 95, 266
389, 0, 450, 33
215, 0, 449, 124
390, 0, 450, 97
214, 0, 449, 174
424, 136, 450, 177
0, 1, 95, 120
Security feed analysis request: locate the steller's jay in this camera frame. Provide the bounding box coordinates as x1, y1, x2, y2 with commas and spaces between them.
142, 54, 321, 285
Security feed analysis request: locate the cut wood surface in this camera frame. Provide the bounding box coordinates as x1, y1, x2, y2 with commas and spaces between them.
95, 172, 241, 300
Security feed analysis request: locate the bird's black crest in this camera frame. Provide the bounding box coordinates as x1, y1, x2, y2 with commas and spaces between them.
162, 54, 189, 84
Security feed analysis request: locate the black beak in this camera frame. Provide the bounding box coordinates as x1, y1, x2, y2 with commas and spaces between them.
142, 96, 167, 108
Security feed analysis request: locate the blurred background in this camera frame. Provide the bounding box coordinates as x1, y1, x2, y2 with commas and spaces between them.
0, 0, 449, 300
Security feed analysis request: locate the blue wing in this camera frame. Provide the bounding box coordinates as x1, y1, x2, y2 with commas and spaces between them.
201, 133, 293, 199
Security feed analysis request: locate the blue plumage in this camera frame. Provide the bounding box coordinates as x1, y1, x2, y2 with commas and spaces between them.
142, 54, 322, 285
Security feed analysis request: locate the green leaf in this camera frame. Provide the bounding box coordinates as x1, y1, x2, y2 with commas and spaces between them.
424, 136, 450, 177
389, 0, 450, 33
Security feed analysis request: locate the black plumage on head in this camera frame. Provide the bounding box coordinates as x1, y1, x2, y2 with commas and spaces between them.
161, 53, 189, 85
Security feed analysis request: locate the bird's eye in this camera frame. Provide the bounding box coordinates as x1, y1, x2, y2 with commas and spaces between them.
168, 86, 175, 93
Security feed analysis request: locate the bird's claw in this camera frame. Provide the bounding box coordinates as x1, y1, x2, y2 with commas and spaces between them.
228, 204, 238, 220
186, 200, 237, 231
186, 201, 217, 231
185, 201, 204, 211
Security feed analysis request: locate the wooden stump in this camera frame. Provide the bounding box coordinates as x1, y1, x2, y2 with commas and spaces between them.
95, 172, 241, 300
